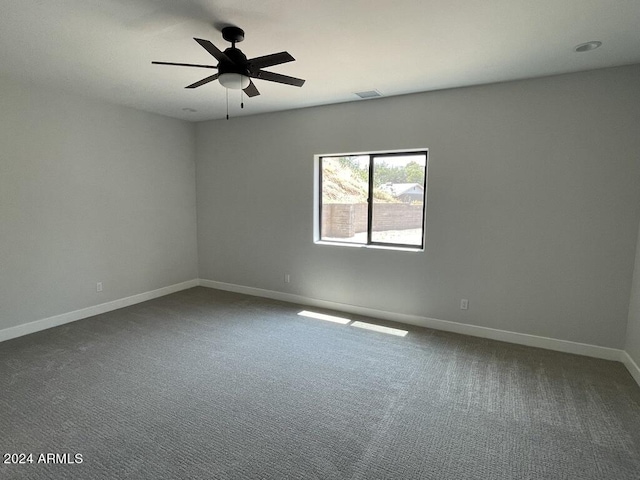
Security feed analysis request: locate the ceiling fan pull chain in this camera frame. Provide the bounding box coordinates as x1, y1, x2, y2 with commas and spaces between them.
241, 90, 244, 109
226, 88, 229, 120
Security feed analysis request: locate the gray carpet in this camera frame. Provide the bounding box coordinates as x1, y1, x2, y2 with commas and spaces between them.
1, 287, 639, 479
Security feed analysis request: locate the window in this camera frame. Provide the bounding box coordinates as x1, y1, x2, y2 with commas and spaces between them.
317, 150, 428, 249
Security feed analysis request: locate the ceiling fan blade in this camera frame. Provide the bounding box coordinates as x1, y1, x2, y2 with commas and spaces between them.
243, 80, 260, 97
194, 38, 231, 63
152, 61, 217, 69
252, 70, 305, 87
185, 73, 220, 89
247, 52, 295, 70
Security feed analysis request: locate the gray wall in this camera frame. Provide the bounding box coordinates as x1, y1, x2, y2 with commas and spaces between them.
626, 220, 640, 364
196, 65, 640, 349
0, 76, 198, 331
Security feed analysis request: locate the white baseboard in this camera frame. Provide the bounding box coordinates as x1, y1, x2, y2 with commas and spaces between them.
3, 278, 637, 389
621, 351, 640, 386
0, 279, 199, 343
200, 279, 624, 362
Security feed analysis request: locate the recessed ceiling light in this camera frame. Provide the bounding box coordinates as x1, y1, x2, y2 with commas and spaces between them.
574, 41, 602, 53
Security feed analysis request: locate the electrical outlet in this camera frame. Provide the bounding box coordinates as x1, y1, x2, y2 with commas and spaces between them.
96, 282, 103, 292
284, 274, 291, 284
460, 299, 468, 310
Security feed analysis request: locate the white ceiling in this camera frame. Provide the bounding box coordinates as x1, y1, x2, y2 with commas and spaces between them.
1, 0, 639, 122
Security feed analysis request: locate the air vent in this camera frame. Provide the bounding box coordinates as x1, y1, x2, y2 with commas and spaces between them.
355, 90, 382, 99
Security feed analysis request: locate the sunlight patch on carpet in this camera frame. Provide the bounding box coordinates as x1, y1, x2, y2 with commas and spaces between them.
351, 321, 408, 337
297, 310, 351, 324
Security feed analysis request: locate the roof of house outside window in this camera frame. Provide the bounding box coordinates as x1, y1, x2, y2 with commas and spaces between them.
379, 183, 424, 197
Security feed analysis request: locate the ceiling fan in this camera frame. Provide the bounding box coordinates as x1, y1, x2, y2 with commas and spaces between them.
152, 26, 305, 98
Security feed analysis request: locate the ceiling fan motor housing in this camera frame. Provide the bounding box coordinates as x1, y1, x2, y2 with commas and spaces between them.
219, 47, 249, 76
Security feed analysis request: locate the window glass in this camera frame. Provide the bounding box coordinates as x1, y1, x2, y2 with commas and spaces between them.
371, 153, 427, 247
320, 156, 369, 244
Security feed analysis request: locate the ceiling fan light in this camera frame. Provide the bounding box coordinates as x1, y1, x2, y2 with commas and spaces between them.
219, 73, 250, 89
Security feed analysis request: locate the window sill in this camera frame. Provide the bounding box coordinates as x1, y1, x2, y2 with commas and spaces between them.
314, 240, 423, 253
